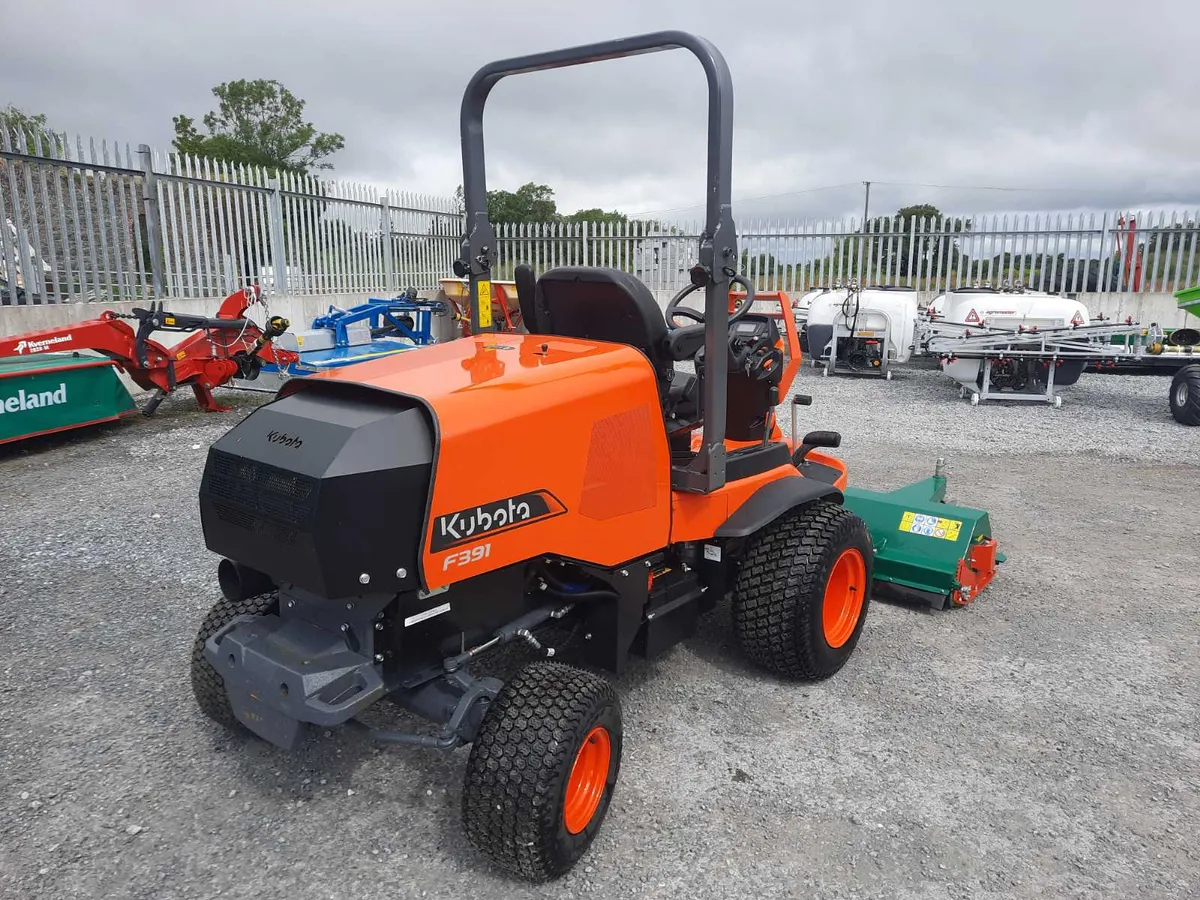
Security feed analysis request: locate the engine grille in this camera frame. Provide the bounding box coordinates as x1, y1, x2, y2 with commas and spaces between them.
206, 450, 319, 530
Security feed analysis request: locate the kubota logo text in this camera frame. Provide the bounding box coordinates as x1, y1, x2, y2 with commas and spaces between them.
431, 490, 565, 552
13, 335, 72, 354
266, 431, 303, 448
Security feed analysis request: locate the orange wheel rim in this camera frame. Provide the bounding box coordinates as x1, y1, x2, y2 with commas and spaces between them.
563, 726, 611, 835
822, 548, 867, 648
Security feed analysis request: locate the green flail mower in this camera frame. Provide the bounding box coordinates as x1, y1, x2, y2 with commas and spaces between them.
843, 458, 1004, 610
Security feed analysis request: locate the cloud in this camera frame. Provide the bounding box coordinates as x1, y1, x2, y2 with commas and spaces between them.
4, 0, 1199, 222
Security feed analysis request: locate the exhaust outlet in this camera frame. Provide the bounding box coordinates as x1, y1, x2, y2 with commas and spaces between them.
218, 558, 275, 603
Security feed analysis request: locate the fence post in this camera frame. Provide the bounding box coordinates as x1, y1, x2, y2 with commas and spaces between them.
380, 195, 395, 294
267, 177, 288, 295
136, 144, 165, 297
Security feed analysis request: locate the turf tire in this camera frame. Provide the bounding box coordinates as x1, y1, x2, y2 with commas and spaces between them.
462, 660, 622, 882
732, 501, 872, 679
1169, 364, 1200, 426
190, 592, 278, 730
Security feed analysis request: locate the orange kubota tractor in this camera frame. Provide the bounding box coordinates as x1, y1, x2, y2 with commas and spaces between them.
191, 32, 872, 882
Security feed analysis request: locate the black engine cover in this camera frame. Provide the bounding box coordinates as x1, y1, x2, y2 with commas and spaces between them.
199, 382, 434, 599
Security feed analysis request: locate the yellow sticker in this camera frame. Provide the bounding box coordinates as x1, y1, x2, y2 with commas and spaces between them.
296, 335, 305, 347
899, 511, 962, 541
164, 316, 176, 325
855, 330, 876, 337
175, 350, 186, 360
478, 280, 493, 329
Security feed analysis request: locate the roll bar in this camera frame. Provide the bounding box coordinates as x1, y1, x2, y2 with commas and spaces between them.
457, 31, 739, 493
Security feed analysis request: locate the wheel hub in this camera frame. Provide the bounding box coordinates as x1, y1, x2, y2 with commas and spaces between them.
822, 548, 867, 648
563, 726, 611, 834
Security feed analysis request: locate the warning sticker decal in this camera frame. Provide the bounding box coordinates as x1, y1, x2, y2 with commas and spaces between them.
899, 511, 962, 541
477, 280, 493, 329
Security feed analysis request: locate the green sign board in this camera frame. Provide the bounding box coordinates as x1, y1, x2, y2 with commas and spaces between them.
0, 353, 136, 445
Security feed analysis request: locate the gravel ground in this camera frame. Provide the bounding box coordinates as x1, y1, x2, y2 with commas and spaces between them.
1, 366, 1198, 900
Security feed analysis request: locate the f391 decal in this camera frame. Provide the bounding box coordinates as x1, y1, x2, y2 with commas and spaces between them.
430, 490, 565, 552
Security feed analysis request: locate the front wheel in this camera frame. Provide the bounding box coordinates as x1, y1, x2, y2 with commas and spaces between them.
732, 501, 873, 679
190, 592, 278, 730
461, 661, 622, 882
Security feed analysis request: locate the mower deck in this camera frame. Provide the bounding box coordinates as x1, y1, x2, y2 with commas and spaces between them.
0, 352, 136, 445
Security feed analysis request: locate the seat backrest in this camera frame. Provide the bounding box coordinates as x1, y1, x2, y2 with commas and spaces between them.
533, 267, 673, 391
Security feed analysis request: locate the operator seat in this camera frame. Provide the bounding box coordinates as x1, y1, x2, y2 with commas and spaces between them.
532, 267, 696, 423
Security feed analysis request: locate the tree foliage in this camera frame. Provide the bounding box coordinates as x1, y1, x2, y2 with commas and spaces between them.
487, 182, 558, 223
455, 182, 638, 229
0, 105, 62, 154
172, 79, 344, 174
868, 204, 971, 278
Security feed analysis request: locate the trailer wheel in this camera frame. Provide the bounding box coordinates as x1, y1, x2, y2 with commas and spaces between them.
1169, 365, 1200, 425
190, 592, 278, 730
732, 501, 873, 679
462, 661, 622, 882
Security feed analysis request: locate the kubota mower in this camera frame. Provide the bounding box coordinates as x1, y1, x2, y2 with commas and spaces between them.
0, 285, 296, 416
190, 32, 1002, 882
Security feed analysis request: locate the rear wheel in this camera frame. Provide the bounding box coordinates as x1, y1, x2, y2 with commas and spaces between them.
462, 661, 622, 882
190, 592, 278, 730
732, 501, 873, 679
1169, 365, 1200, 425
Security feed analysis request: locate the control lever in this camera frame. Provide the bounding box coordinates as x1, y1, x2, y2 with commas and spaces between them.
790, 394, 812, 455
793, 430, 842, 466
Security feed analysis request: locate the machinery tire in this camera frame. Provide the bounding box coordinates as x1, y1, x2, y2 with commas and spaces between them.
1169, 365, 1200, 426
462, 661, 622, 882
190, 592, 278, 730
732, 501, 873, 680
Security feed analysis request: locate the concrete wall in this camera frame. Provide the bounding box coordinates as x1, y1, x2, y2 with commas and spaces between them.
0, 290, 458, 346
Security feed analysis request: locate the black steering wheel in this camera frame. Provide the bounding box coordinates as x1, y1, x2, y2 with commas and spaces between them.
664, 274, 757, 330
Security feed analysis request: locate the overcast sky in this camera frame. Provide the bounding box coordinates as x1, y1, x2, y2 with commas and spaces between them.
5, 0, 1200, 223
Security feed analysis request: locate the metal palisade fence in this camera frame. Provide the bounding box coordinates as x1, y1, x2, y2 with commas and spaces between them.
490, 212, 1200, 298
0, 126, 461, 305
3, 124, 1199, 306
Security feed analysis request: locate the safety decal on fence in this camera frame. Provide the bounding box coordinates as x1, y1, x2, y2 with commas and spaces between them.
478, 280, 493, 329
899, 511, 962, 541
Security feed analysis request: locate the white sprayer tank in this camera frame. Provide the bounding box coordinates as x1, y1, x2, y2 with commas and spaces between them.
805, 287, 920, 364
929, 288, 1090, 330
791, 288, 828, 323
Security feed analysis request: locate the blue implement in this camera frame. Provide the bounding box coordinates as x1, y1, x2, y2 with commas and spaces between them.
233, 291, 447, 391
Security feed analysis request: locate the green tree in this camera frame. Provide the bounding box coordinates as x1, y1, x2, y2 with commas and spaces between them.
454, 182, 562, 223
873, 204, 970, 279
0, 105, 62, 154
487, 182, 558, 223
172, 79, 344, 173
